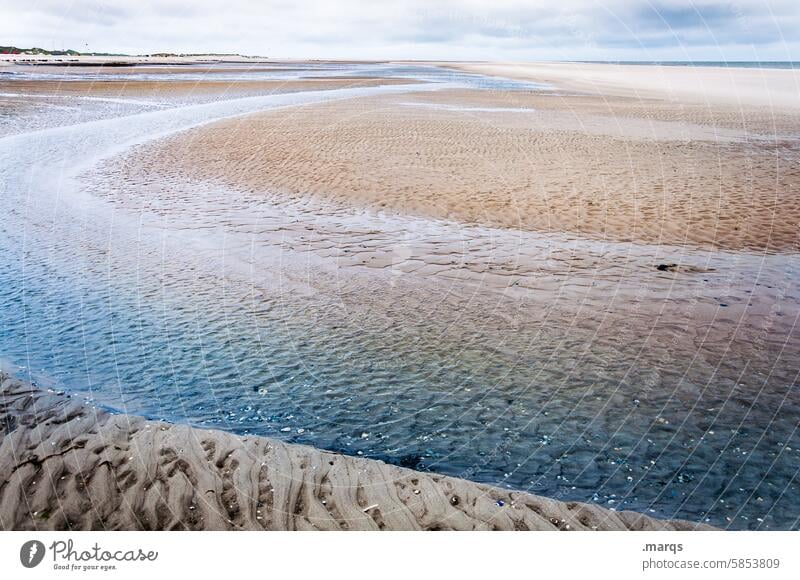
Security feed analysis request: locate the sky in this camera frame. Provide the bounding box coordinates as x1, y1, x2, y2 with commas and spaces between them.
2, 0, 798, 61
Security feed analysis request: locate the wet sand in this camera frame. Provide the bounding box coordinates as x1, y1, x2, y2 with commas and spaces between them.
117, 87, 800, 252
0, 373, 710, 531
0, 76, 420, 138
0, 78, 417, 97
3, 61, 799, 530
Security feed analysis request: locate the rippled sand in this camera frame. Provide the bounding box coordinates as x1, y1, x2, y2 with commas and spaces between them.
1, 374, 710, 531
118, 88, 800, 252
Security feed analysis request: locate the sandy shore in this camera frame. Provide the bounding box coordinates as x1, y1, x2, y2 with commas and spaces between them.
118, 87, 800, 252
0, 78, 417, 102
446, 61, 800, 110
0, 373, 711, 531
0, 55, 383, 66
0, 74, 421, 139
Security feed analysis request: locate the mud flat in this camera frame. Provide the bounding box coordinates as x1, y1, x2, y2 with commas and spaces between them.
0, 373, 710, 531
117, 87, 800, 252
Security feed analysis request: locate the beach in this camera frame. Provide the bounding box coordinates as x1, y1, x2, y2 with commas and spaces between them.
1, 59, 798, 530
0, 372, 710, 531
445, 61, 800, 108
121, 85, 800, 251
0, 59, 418, 137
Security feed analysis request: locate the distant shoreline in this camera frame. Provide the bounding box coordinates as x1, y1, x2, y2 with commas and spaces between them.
2, 54, 797, 70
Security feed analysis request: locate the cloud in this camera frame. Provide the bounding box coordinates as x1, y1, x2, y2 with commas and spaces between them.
1, 0, 797, 60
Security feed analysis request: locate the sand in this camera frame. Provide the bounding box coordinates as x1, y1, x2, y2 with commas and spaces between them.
0, 373, 710, 531
119, 87, 800, 252
446, 61, 800, 110
0, 75, 421, 139
0, 78, 416, 101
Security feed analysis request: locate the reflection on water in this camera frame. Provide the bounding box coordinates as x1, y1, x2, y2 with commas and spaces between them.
0, 64, 798, 530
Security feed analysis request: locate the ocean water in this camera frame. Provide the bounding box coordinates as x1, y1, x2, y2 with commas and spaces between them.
0, 64, 798, 530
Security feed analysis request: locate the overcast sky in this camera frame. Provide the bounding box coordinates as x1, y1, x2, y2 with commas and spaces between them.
2, 0, 798, 60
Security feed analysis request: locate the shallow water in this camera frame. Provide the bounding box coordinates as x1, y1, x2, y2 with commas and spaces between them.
0, 64, 798, 530
2, 62, 549, 90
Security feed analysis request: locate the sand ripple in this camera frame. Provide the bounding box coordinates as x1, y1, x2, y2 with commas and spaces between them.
0, 374, 710, 531
119, 89, 800, 252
